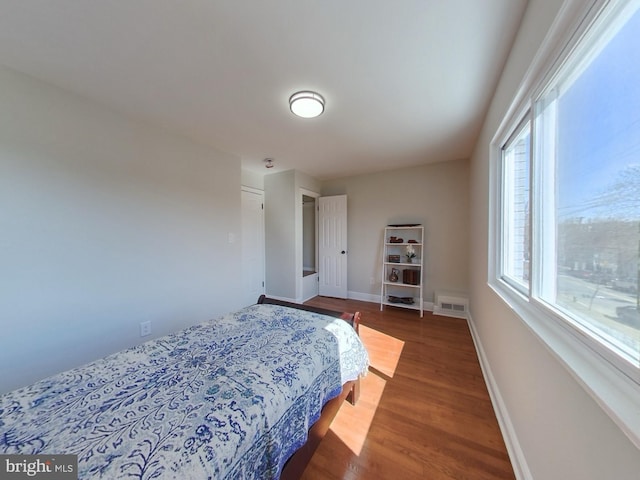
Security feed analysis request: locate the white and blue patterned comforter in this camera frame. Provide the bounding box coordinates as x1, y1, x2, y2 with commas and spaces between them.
0, 304, 369, 479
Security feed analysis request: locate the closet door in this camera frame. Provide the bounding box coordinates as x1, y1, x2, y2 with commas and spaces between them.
241, 188, 265, 306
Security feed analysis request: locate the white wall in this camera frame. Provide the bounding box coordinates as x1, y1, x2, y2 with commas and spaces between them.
0, 66, 243, 394
322, 159, 469, 303
241, 169, 264, 190
264, 170, 296, 299
469, 0, 640, 478
264, 170, 321, 302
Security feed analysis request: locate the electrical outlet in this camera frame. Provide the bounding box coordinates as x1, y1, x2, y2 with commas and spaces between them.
140, 321, 152, 337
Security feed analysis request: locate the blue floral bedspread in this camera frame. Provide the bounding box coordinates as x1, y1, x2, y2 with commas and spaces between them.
0, 304, 369, 479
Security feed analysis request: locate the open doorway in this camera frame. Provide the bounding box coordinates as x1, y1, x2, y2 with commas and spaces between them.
303, 194, 316, 277
301, 190, 319, 302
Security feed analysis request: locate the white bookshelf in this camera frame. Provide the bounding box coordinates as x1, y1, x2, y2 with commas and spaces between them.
380, 225, 424, 317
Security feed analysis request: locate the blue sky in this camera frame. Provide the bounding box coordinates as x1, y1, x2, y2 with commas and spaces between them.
557, 5, 640, 220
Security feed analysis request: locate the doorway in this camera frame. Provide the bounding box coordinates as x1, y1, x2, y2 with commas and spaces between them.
303, 195, 316, 276
301, 190, 319, 302
241, 187, 265, 306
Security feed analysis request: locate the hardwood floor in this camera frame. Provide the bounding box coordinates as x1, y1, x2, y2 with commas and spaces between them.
301, 297, 515, 480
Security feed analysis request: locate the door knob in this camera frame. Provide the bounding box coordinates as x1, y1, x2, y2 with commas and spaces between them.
341, 250, 346, 254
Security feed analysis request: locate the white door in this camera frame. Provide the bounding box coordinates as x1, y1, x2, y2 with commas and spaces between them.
241, 188, 265, 306
318, 195, 347, 298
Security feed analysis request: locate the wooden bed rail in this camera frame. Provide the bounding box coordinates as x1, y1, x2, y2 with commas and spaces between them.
256, 294, 361, 334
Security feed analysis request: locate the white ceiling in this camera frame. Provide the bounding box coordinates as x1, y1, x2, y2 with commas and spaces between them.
0, 0, 527, 180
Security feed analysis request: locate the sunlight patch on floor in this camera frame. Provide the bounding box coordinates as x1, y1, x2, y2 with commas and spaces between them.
329, 325, 405, 455
359, 324, 405, 378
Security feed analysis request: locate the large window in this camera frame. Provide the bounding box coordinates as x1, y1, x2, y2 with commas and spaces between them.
535, 1, 640, 368
495, 0, 640, 381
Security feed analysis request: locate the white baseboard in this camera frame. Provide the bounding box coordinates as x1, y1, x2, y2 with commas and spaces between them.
347, 290, 379, 303
466, 310, 532, 480
264, 294, 299, 304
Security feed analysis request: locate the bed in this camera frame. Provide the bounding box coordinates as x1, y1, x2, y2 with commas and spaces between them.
0, 296, 368, 479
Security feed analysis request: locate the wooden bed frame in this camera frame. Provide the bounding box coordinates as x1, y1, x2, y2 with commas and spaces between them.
256, 295, 362, 479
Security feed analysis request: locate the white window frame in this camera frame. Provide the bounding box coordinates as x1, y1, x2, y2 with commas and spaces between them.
499, 114, 532, 296
489, 0, 640, 450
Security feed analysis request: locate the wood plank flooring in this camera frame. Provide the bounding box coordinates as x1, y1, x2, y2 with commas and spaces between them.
300, 297, 515, 480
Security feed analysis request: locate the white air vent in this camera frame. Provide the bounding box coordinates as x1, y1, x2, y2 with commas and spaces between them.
433, 292, 469, 319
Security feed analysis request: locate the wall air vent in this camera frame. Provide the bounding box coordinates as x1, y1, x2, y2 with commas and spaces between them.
433, 292, 469, 319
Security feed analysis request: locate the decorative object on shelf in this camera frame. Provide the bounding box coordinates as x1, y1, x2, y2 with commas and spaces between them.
389, 268, 399, 282
388, 296, 415, 304
408, 239, 418, 244
389, 236, 404, 243
405, 245, 416, 263
403, 269, 420, 285
388, 254, 401, 263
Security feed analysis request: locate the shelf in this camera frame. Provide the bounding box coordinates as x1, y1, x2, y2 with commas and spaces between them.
384, 262, 421, 267
383, 281, 420, 288
381, 300, 422, 311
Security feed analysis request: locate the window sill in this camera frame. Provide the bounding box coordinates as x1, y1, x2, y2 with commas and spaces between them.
489, 279, 640, 450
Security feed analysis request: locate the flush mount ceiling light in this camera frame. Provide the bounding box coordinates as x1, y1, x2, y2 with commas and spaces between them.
289, 91, 325, 118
